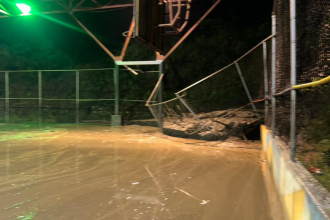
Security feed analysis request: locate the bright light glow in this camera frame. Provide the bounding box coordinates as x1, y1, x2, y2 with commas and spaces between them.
0, 9, 9, 15
16, 3, 32, 15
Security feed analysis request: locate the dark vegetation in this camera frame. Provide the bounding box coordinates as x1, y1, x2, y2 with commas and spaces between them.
296, 85, 330, 191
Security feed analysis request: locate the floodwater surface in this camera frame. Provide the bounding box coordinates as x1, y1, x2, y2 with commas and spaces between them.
0, 124, 283, 220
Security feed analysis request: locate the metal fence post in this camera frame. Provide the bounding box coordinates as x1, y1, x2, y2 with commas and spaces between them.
148, 106, 163, 129
38, 71, 42, 127
76, 71, 80, 124
263, 42, 269, 126
272, 14, 276, 138
234, 62, 260, 119
290, 0, 297, 162
5, 71, 9, 124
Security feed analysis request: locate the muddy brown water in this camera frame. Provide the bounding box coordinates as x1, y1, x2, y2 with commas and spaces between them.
0, 125, 283, 220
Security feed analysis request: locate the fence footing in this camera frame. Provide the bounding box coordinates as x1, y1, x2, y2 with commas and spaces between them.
111, 115, 122, 126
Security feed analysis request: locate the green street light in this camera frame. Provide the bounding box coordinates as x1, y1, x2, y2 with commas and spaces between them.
15, 3, 32, 16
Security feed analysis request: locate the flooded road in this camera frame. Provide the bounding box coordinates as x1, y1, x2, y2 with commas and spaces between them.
0, 125, 283, 220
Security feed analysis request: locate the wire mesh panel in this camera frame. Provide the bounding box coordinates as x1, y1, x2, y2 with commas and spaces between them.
79, 69, 114, 100
79, 101, 114, 124
9, 72, 38, 98
177, 65, 248, 114
119, 71, 158, 122
274, 0, 291, 142
8, 72, 39, 123
79, 69, 114, 124
275, 94, 291, 143
294, 0, 330, 189
236, 46, 265, 103
43, 71, 76, 99
42, 100, 75, 123
119, 71, 158, 102
42, 71, 76, 123
235, 43, 267, 118
120, 101, 151, 122
9, 99, 39, 123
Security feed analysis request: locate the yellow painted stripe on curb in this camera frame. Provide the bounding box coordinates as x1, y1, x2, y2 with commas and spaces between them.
267, 141, 273, 168
293, 189, 305, 220
292, 75, 330, 90
261, 125, 267, 150
283, 189, 305, 220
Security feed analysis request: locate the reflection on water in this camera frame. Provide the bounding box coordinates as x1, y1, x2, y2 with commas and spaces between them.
6, 142, 10, 180
0, 125, 279, 220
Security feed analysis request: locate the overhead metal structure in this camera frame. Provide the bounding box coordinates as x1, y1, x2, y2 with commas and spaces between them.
0, 0, 221, 61
0, 0, 222, 126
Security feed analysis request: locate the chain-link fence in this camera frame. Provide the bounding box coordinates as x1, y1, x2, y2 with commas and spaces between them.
0, 68, 158, 125
294, 0, 330, 189
173, 38, 272, 139
267, 0, 330, 190
148, 97, 207, 137
273, 0, 291, 143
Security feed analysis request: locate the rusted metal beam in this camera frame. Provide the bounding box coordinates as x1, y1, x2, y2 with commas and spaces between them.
159, 0, 184, 31
91, 0, 102, 6
73, 0, 86, 9
105, 0, 116, 6
73, 4, 133, 12
120, 18, 135, 59
164, 0, 221, 60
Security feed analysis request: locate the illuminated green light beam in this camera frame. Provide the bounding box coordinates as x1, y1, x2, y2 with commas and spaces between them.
0, 3, 9, 15
0, 9, 9, 15
16, 3, 32, 15
39, 13, 88, 35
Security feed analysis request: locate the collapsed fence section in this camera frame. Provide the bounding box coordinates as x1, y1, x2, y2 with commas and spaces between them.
146, 37, 273, 140
172, 37, 272, 139
148, 97, 211, 137
146, 74, 209, 137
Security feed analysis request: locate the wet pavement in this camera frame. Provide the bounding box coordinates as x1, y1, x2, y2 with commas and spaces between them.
0, 124, 283, 220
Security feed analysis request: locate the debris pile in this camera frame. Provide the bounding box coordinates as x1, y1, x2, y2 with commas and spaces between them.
163, 109, 261, 141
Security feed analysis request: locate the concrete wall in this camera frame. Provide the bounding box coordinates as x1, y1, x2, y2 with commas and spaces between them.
261, 125, 330, 220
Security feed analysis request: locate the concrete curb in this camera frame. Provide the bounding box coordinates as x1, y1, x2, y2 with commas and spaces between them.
261, 125, 330, 220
